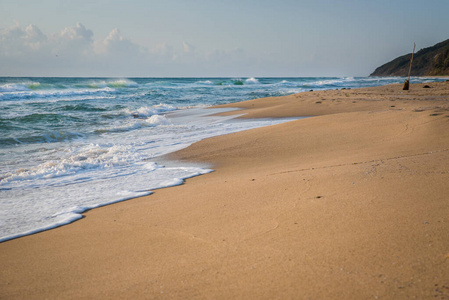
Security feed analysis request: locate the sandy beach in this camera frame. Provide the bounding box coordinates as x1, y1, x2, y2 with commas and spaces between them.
1, 81, 449, 299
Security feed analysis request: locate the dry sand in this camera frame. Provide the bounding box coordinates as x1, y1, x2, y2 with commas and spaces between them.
1, 81, 449, 299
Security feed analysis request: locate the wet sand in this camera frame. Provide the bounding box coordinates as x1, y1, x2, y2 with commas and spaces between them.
1, 81, 449, 299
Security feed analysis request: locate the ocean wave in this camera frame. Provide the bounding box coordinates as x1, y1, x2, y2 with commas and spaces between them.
245, 77, 259, 84
0, 81, 67, 92
194, 80, 215, 85
124, 104, 177, 118
57, 103, 108, 112
312, 77, 356, 87
5, 79, 138, 91
0, 82, 37, 92
0, 131, 86, 146
95, 115, 172, 134
107, 79, 138, 88
193, 78, 258, 86
7, 113, 82, 124
96, 104, 176, 133
0, 87, 116, 101
272, 79, 300, 87
0, 78, 137, 101
27, 82, 59, 90
82, 79, 138, 89
0, 144, 140, 184
217, 78, 261, 86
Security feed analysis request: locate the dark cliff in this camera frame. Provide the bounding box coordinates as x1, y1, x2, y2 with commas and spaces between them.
370, 39, 449, 76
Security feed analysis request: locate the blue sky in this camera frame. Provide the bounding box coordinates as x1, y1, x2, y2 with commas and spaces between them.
1, 0, 448, 77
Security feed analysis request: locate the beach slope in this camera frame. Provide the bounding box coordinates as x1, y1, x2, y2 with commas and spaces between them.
1, 82, 449, 299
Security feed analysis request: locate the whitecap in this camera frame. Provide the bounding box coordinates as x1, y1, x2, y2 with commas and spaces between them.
106, 79, 138, 88
0, 87, 116, 101
0, 83, 32, 92
245, 77, 259, 84
125, 104, 177, 118
145, 115, 171, 126
195, 80, 214, 85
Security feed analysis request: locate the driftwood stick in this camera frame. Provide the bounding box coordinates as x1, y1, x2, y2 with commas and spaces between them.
403, 43, 416, 90
407, 43, 416, 81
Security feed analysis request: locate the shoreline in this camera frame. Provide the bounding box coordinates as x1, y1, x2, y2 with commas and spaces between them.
1, 81, 449, 299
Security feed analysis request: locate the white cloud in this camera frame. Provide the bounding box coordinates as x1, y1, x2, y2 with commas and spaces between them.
152, 42, 177, 61
0, 22, 257, 76
0, 23, 147, 75
101, 28, 143, 57
182, 41, 195, 53
105, 28, 123, 43
49, 23, 94, 57
24, 24, 47, 49
57, 22, 93, 42
0, 24, 33, 56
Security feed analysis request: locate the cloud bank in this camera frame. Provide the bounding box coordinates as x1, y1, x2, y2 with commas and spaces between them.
0, 23, 254, 77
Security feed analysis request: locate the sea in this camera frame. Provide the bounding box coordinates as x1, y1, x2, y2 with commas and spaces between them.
0, 76, 444, 242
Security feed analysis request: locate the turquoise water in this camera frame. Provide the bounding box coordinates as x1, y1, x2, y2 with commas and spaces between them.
0, 76, 444, 241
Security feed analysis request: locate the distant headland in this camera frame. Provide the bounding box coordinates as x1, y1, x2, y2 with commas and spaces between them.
370, 39, 449, 76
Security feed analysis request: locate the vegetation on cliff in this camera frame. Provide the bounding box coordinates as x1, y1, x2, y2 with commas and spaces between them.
370, 39, 449, 76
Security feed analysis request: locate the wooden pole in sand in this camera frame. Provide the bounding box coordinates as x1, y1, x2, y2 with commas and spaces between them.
403, 43, 416, 90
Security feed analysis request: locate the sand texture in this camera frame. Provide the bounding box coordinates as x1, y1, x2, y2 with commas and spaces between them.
1, 81, 449, 299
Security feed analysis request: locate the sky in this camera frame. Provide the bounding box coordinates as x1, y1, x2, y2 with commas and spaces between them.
1, 0, 448, 77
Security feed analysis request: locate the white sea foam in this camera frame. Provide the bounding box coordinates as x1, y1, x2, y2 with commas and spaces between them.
0, 83, 34, 92
195, 80, 214, 85
146, 114, 171, 125
124, 104, 176, 118
1, 144, 131, 183
245, 77, 259, 84
107, 78, 138, 87
0, 105, 300, 242
0, 87, 116, 101
85, 78, 138, 89
95, 114, 172, 133
0, 165, 213, 243
313, 77, 355, 86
